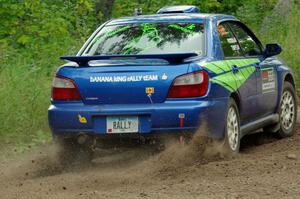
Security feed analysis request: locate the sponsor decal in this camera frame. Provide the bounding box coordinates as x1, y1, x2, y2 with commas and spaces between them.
78, 114, 87, 124
145, 87, 154, 94
230, 44, 240, 51
90, 75, 159, 83
161, 73, 168, 80
261, 68, 276, 93
85, 97, 98, 100
227, 38, 237, 44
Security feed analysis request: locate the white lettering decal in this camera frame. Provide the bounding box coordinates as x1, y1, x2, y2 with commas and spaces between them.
261, 68, 276, 93
90, 75, 159, 83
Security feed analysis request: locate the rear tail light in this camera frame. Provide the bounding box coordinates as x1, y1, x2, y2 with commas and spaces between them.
167, 70, 209, 98
52, 76, 81, 101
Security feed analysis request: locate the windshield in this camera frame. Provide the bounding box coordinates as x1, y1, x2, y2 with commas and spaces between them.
83, 22, 205, 56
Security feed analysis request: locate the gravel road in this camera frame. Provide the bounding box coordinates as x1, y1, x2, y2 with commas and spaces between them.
0, 112, 299, 199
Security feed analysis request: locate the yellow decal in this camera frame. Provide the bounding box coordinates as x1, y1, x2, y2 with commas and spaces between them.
145, 87, 154, 94
78, 115, 87, 123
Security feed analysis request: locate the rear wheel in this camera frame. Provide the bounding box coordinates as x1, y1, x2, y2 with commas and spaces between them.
224, 98, 241, 153
277, 82, 297, 137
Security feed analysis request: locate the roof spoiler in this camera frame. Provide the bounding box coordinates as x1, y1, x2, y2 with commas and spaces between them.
61, 53, 198, 66
157, 6, 200, 14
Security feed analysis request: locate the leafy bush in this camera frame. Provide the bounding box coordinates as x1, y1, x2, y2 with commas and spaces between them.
0, 0, 96, 149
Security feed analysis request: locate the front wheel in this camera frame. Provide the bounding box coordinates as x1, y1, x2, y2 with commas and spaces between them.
277, 82, 297, 138
224, 98, 241, 153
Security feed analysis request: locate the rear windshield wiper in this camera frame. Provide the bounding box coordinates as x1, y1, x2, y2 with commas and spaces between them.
61, 53, 198, 67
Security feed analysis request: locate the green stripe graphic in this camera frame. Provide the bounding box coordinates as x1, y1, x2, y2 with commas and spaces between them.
203, 59, 259, 92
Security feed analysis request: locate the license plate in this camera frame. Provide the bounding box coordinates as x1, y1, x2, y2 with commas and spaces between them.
106, 116, 139, 133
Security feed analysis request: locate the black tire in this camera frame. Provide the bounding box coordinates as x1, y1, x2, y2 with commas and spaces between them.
224, 98, 241, 153
55, 137, 94, 166
276, 82, 297, 138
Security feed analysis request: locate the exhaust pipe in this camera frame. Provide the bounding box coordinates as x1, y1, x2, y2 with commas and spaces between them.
77, 134, 89, 145
77, 133, 96, 151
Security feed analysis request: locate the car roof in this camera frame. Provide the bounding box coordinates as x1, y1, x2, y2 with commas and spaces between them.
106, 13, 238, 26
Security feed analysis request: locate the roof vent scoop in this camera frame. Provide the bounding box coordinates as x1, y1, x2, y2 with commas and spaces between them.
157, 5, 200, 14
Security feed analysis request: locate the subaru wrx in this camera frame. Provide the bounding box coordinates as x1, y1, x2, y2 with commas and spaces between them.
48, 5, 297, 162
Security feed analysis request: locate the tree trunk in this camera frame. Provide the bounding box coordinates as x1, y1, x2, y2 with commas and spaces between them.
95, 0, 115, 23
260, 0, 292, 33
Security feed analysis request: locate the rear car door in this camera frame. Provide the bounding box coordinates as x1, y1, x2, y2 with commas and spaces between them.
216, 22, 260, 123
227, 22, 277, 118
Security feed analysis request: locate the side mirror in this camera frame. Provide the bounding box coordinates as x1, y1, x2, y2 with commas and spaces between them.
264, 43, 282, 57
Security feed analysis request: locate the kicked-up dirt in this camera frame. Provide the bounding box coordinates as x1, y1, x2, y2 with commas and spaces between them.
0, 113, 299, 199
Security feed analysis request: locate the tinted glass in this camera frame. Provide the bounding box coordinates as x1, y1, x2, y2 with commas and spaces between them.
218, 23, 243, 57
84, 23, 205, 56
228, 22, 262, 56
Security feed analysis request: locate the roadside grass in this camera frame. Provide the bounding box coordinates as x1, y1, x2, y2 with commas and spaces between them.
0, 40, 81, 152
257, 1, 300, 86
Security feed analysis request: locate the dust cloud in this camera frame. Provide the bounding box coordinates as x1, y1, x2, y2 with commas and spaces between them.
1, 123, 229, 180
0, 121, 299, 199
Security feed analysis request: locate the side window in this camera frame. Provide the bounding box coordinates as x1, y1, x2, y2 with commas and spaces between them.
217, 23, 243, 58
228, 22, 262, 56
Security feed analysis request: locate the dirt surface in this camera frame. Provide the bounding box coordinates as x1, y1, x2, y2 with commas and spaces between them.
0, 114, 300, 199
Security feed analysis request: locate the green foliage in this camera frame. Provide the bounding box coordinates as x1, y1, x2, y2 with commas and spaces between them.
0, 39, 83, 149
95, 0, 115, 23
258, 0, 300, 86
0, 0, 96, 149
0, 0, 96, 49
236, 0, 277, 30
111, 0, 244, 18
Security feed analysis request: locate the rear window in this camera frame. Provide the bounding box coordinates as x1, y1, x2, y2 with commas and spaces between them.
83, 22, 205, 56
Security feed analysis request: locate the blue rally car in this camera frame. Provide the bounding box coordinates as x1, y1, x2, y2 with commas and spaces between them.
48, 6, 297, 161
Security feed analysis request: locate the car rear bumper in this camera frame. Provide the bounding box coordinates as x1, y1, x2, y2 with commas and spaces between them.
48, 98, 228, 139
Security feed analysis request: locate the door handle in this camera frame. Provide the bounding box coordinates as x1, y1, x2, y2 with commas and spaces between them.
254, 62, 261, 70
232, 65, 239, 73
